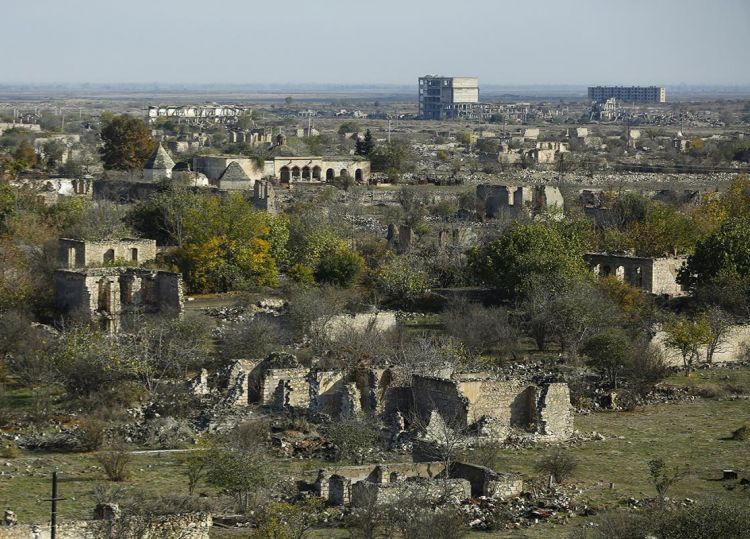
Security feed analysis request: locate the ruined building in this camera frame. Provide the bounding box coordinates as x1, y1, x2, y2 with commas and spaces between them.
53, 238, 183, 332
588, 86, 666, 103
143, 144, 175, 181
476, 184, 564, 219
584, 253, 686, 297
223, 357, 573, 444
192, 155, 371, 188
419, 76, 479, 120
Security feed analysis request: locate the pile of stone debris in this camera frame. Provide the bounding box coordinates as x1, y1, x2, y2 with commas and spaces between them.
461, 486, 584, 530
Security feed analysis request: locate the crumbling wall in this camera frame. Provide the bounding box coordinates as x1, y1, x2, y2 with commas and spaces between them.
351, 478, 470, 507
0, 512, 212, 539
316, 462, 448, 504
261, 368, 310, 410
449, 462, 523, 499
536, 383, 573, 440
652, 324, 750, 366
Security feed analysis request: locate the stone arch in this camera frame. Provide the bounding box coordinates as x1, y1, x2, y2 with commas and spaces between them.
292, 166, 301, 179
280, 166, 290, 182
326, 168, 335, 180
312, 165, 322, 180
340, 169, 348, 178
355, 168, 363, 182
302, 166, 311, 180
601, 264, 611, 276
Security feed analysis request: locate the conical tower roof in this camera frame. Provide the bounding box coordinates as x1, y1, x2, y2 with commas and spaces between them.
219, 161, 251, 181
144, 144, 175, 170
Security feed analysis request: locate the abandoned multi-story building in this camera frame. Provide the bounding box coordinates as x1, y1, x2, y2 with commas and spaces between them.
588, 86, 666, 103
53, 238, 183, 332
192, 155, 371, 188
584, 253, 687, 297
418, 76, 480, 120
476, 184, 564, 219
147, 105, 248, 124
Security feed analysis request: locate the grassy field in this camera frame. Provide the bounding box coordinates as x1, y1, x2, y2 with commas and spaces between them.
1, 368, 749, 537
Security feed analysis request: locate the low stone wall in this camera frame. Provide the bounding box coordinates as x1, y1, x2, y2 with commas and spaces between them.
0, 513, 212, 539
449, 462, 523, 499
351, 478, 470, 507
652, 325, 750, 366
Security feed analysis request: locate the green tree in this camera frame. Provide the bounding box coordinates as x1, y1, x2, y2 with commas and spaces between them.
582, 328, 634, 388
99, 115, 156, 171
678, 217, 750, 292
373, 255, 431, 304
206, 448, 275, 513
355, 129, 375, 156
468, 222, 588, 299
370, 139, 415, 176
337, 121, 361, 135
663, 315, 711, 373
314, 243, 364, 288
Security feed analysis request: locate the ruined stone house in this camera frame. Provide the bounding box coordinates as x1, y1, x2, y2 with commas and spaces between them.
476, 184, 564, 219
314, 461, 521, 506
143, 143, 175, 181
192, 155, 371, 188
53, 238, 182, 332
406, 374, 573, 442
58, 238, 157, 268
584, 253, 686, 296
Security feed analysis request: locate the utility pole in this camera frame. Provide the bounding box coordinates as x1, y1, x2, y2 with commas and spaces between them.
387, 119, 391, 143
43, 472, 65, 539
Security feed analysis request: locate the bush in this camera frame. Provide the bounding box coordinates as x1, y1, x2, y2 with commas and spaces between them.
96, 444, 132, 482
535, 447, 578, 484
1, 442, 21, 459
76, 418, 106, 452
326, 416, 380, 464
314, 244, 364, 288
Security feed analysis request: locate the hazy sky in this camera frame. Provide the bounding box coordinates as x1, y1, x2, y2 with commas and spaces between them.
3, 0, 749, 86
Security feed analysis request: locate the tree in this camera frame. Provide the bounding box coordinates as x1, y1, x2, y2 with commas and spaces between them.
13, 140, 37, 169
535, 447, 578, 484
100, 115, 156, 171
326, 416, 380, 464
337, 121, 361, 135
355, 129, 375, 157
663, 315, 711, 373
468, 222, 588, 300
647, 458, 688, 503
678, 217, 750, 292
173, 193, 281, 293
370, 139, 415, 176
314, 243, 364, 288
703, 305, 734, 364
441, 300, 520, 359
373, 255, 431, 305
582, 328, 634, 388
206, 448, 275, 513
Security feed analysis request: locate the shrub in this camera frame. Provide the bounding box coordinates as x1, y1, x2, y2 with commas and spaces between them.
76, 418, 106, 452
1, 442, 21, 459
96, 444, 132, 482
535, 447, 578, 484
326, 416, 380, 464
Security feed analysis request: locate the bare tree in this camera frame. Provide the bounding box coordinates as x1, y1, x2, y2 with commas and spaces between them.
704, 306, 734, 364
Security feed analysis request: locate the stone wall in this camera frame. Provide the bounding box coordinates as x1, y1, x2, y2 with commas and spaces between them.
477, 184, 563, 219
652, 324, 750, 366
323, 311, 398, 341
537, 383, 574, 439
315, 462, 446, 504
449, 462, 523, 499
585, 253, 686, 296
351, 478, 471, 507
58, 238, 157, 268
411, 374, 573, 442
0, 513, 211, 539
